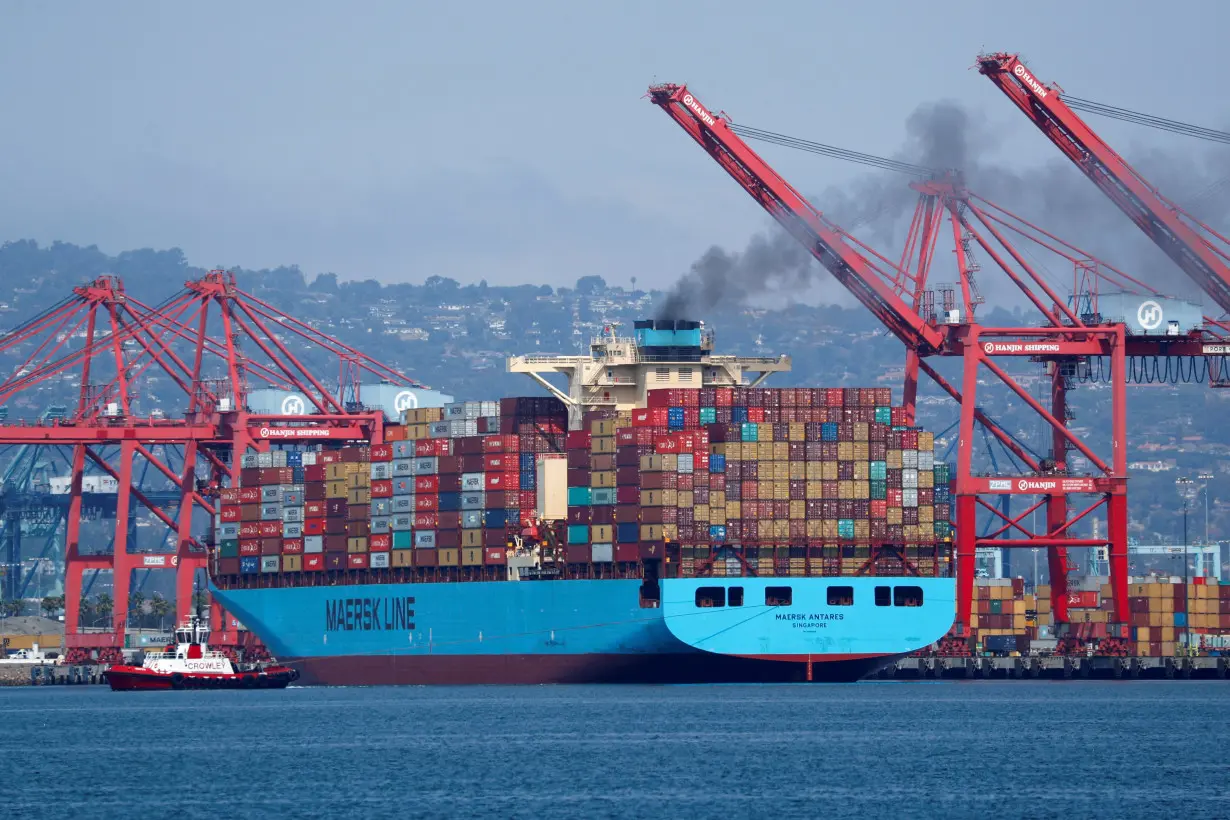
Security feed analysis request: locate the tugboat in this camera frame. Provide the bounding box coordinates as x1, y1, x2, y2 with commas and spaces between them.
104, 614, 298, 691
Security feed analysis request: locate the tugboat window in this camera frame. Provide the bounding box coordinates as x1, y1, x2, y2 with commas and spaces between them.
728, 587, 744, 607
874, 586, 892, 607
894, 586, 924, 607
827, 586, 855, 606
765, 586, 792, 606
695, 587, 725, 608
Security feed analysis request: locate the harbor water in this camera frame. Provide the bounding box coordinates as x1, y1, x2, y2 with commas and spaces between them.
1, 682, 1227, 819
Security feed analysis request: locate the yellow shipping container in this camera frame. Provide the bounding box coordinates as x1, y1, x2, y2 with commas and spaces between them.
758, 423, 774, 442
347, 488, 370, 505
640, 455, 665, 472
664, 523, 678, 540
887, 450, 903, 470
773, 442, 789, 461
676, 490, 694, 509
789, 422, 805, 442
462, 547, 484, 566
789, 462, 807, 480
640, 524, 664, 540
790, 500, 806, 520
806, 480, 823, 498
853, 481, 870, 500
769, 520, 790, 540
919, 431, 934, 451
919, 506, 934, 523
639, 490, 661, 506
822, 520, 839, 540
771, 462, 790, 481
837, 442, 855, 461
806, 520, 824, 539
852, 461, 870, 481
591, 524, 613, 542
727, 500, 741, 519
710, 492, 726, 509
838, 481, 854, 500
462, 529, 483, 548
852, 442, 870, 461
887, 507, 903, 525
591, 419, 615, 436
591, 471, 615, 488
854, 520, 870, 540
661, 489, 678, 507
853, 423, 869, 442
694, 505, 710, 523
822, 462, 838, 481
805, 462, 823, 481
592, 436, 615, 454
347, 537, 368, 553
326, 480, 348, 498
438, 548, 460, 566
347, 472, 370, 489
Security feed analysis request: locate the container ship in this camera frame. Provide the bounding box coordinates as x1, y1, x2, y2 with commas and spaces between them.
208, 321, 957, 684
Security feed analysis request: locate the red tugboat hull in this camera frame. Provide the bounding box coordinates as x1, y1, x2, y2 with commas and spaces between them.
105, 665, 299, 691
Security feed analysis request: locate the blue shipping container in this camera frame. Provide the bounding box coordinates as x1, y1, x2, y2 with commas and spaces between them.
709, 525, 728, 541
709, 454, 726, 473
484, 509, 508, 528
438, 492, 462, 512
821, 422, 839, 442
520, 469, 536, 490
519, 452, 536, 470
239, 556, 260, 574
731, 406, 748, 424
616, 522, 639, 543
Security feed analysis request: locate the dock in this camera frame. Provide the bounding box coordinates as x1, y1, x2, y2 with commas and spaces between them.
880, 655, 1230, 680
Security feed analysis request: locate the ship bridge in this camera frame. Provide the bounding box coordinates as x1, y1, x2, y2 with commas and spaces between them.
507, 319, 790, 429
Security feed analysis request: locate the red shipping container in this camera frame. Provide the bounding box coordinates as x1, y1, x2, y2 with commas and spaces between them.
414, 475, 439, 493
302, 518, 324, 536
369, 533, 392, 551
482, 435, 503, 453
238, 487, 261, 504
519, 509, 536, 524
1065, 591, 1099, 609
519, 490, 537, 509
220, 506, 241, 522
370, 444, 393, 462
217, 558, 240, 575
484, 472, 507, 491
304, 554, 325, 571
281, 538, 304, 554
484, 547, 508, 565
614, 544, 639, 562
238, 522, 260, 539
415, 495, 439, 511
348, 554, 369, 569
566, 431, 592, 449
370, 479, 393, 498
258, 521, 283, 537
239, 539, 261, 556
414, 512, 439, 529
305, 501, 324, 517
261, 538, 281, 555
484, 453, 508, 471
220, 488, 240, 504
317, 451, 341, 465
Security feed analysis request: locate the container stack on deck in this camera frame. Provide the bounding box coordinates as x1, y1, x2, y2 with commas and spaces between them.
213, 386, 953, 581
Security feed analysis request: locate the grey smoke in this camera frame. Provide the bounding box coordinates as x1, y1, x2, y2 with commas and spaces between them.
659, 98, 1230, 319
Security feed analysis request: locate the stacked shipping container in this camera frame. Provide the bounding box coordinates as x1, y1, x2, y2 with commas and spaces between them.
214, 387, 953, 580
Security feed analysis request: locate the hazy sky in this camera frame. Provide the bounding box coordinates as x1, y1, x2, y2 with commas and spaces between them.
2, 1, 1228, 290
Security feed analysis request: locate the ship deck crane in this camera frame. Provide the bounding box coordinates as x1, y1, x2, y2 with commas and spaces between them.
648, 83, 1135, 632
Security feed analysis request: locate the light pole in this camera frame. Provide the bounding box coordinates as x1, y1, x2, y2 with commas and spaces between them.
1198, 472, 1214, 561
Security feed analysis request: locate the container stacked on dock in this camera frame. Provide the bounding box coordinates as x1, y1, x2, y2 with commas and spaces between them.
965, 577, 1230, 656
213, 387, 953, 580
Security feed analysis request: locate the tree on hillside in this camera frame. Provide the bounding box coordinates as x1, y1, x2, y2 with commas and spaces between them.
575, 275, 606, 295
309, 272, 340, 293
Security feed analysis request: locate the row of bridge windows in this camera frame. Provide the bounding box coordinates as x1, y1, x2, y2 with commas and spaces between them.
694, 585, 924, 608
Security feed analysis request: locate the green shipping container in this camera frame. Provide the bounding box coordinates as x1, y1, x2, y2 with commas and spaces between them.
219, 539, 239, 558
989, 599, 1003, 615
392, 530, 413, 549
591, 488, 615, 505
699, 407, 716, 425
870, 480, 887, 501
870, 461, 887, 481
567, 486, 592, 506
837, 519, 855, 539
740, 422, 758, 443
567, 524, 590, 544
874, 406, 892, 424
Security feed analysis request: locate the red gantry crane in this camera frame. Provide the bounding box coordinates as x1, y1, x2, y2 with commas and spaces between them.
648, 83, 1138, 639
0, 271, 426, 664
977, 53, 1230, 338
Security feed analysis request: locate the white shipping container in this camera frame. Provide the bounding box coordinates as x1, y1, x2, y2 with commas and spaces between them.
677, 454, 694, 474
281, 507, 303, 523
412, 457, 438, 476
392, 459, 414, 476
301, 451, 317, 466
240, 454, 259, 469
918, 451, 934, 471
591, 543, 613, 563
536, 454, 567, 520
902, 469, 918, 489
371, 462, 391, 480
902, 488, 919, 508
463, 400, 481, 419
392, 496, 415, 513
371, 516, 391, 534
256, 452, 274, 468
369, 551, 391, 569
460, 473, 484, 492
445, 402, 466, 418
392, 515, 413, 531
414, 530, 437, 548
461, 510, 483, 529
283, 523, 303, 539
271, 450, 288, 468
393, 441, 414, 459
902, 450, 919, 469
304, 535, 324, 553
479, 401, 499, 417
260, 556, 280, 573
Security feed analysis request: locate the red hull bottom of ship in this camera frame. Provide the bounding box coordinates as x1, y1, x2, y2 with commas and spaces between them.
290, 652, 900, 686
105, 665, 299, 691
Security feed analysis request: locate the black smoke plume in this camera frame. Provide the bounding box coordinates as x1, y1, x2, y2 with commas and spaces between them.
657, 98, 1230, 319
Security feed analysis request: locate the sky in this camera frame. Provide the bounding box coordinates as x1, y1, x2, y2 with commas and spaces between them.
1, 0, 1228, 293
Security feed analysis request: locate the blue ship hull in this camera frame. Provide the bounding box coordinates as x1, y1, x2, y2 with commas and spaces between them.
211, 576, 955, 685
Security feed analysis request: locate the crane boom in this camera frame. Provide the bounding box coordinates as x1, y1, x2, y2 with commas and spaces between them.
647, 84, 945, 353
977, 53, 1230, 314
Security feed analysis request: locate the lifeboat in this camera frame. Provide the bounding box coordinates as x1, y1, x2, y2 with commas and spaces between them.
104, 615, 298, 691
